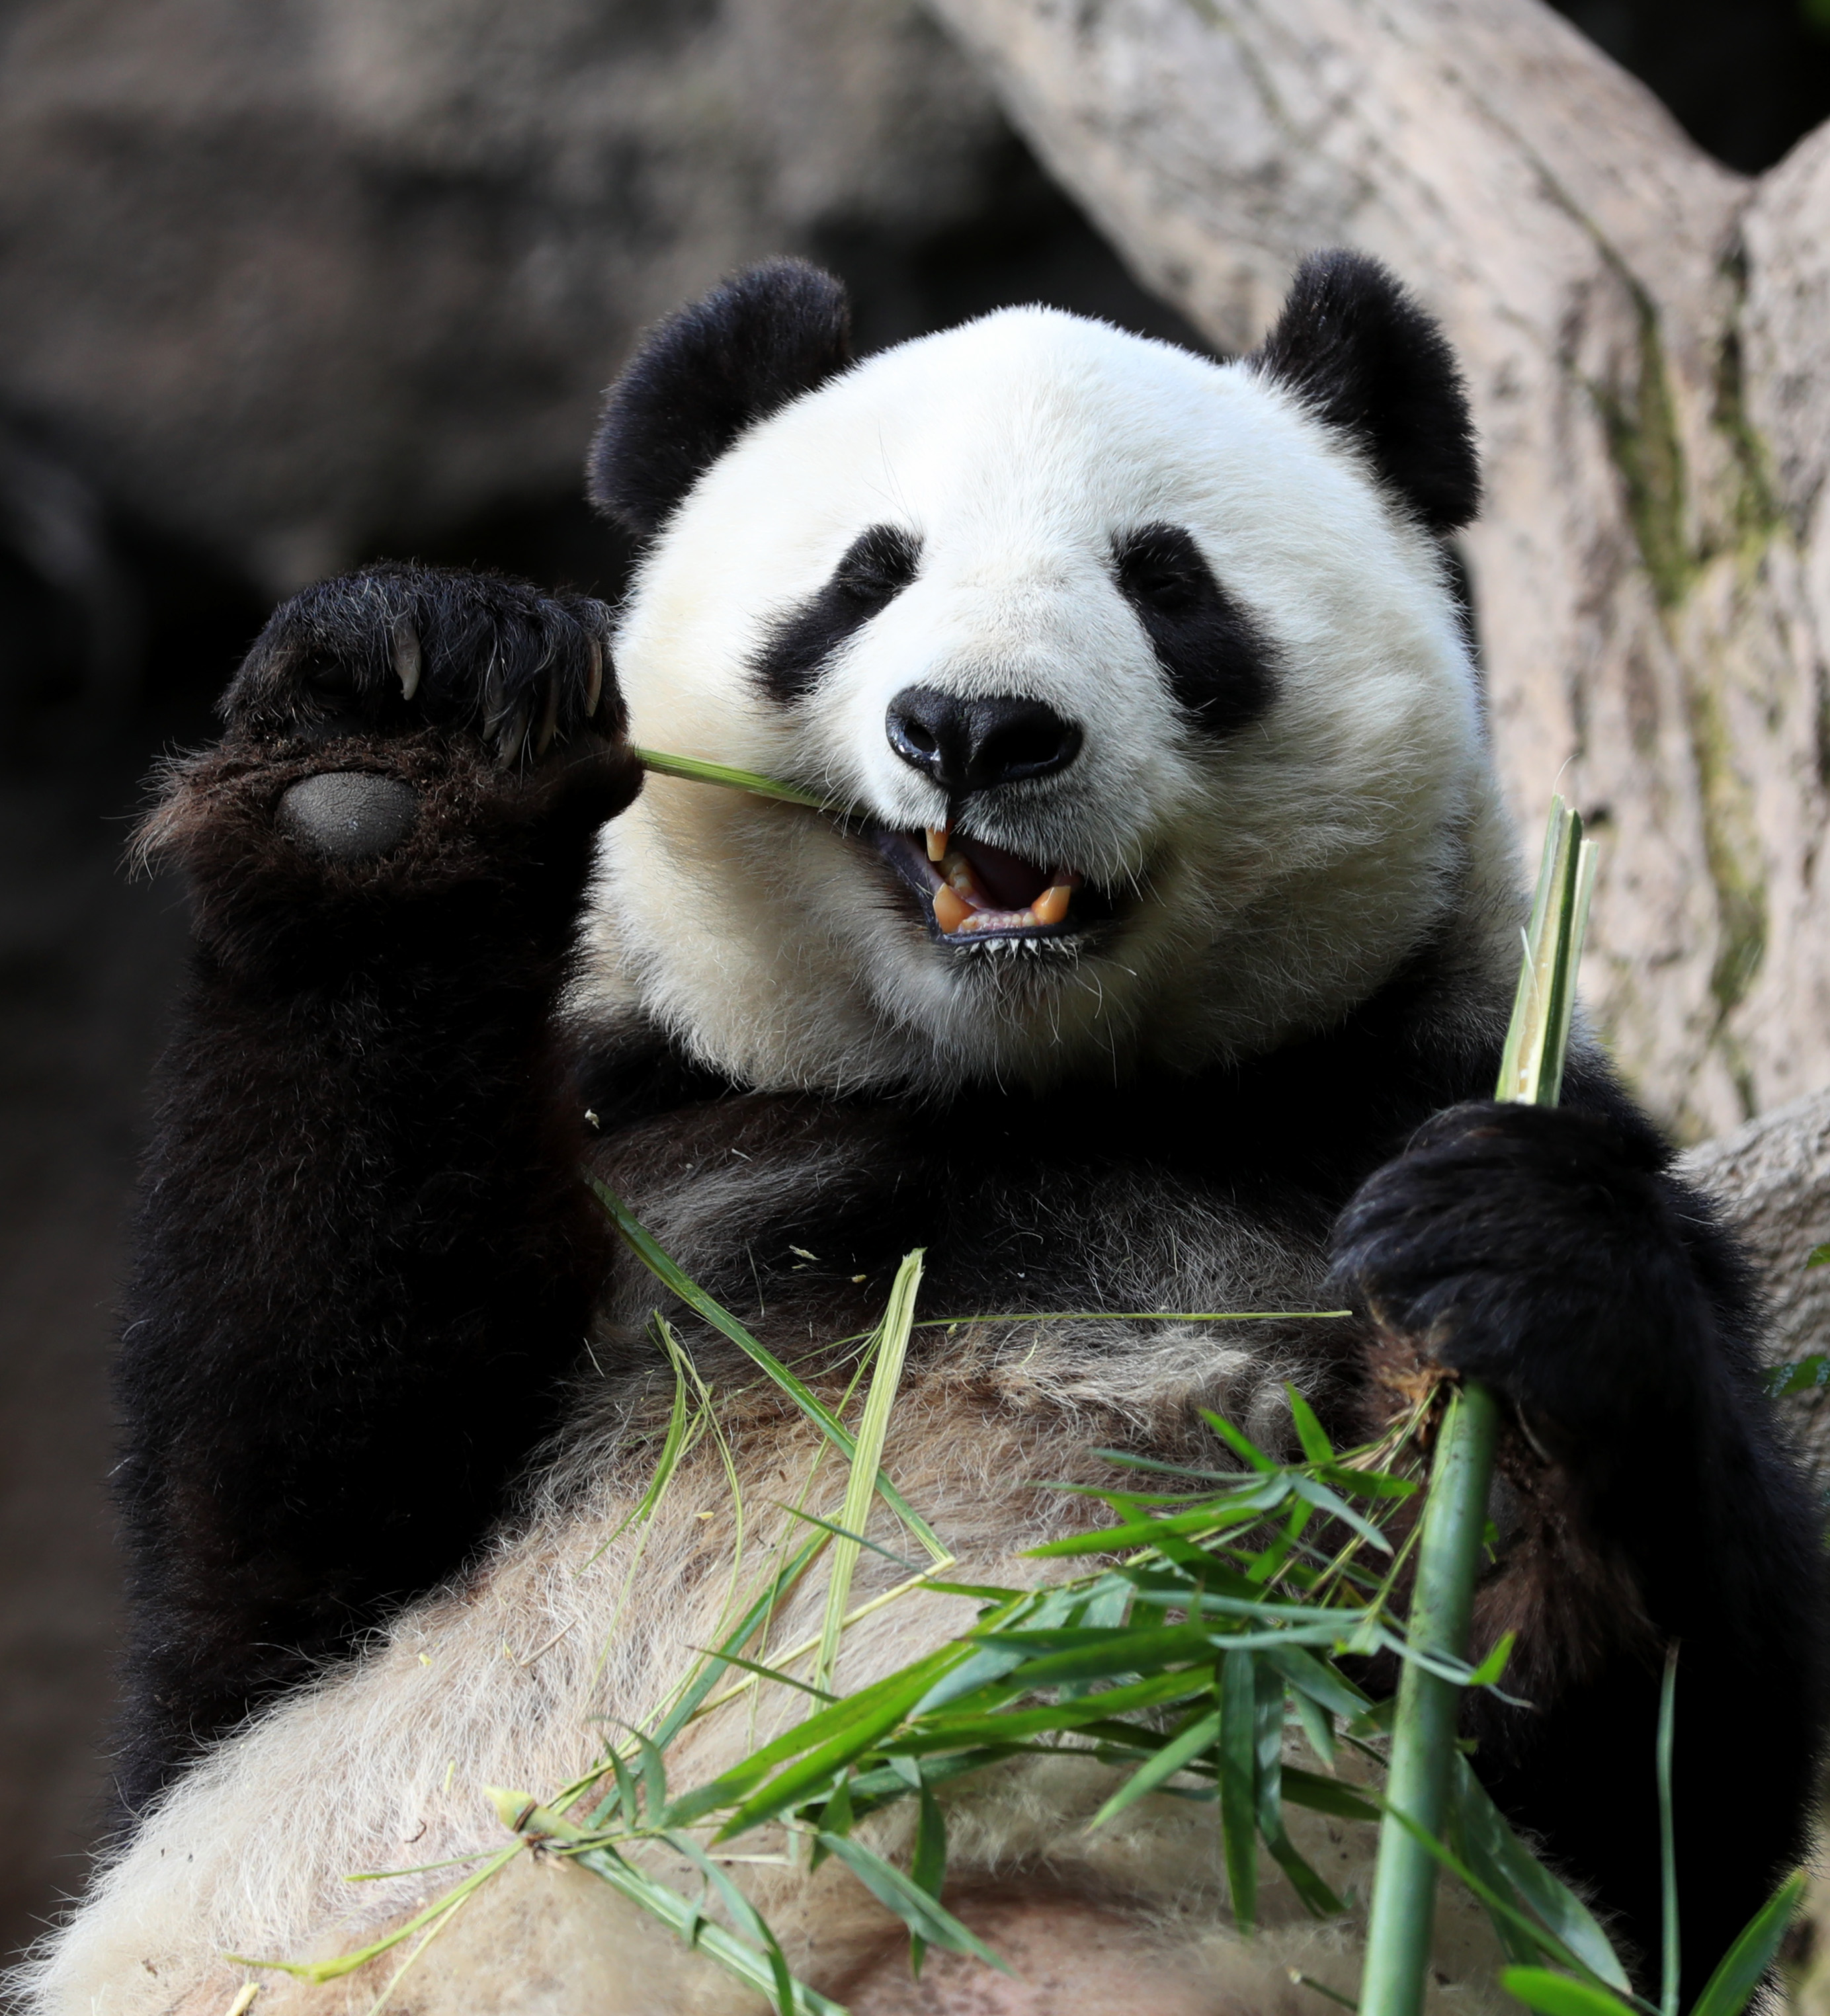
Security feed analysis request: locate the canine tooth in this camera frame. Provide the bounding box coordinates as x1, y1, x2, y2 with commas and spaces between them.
926, 824, 950, 864
933, 885, 972, 934
1032, 884, 1073, 927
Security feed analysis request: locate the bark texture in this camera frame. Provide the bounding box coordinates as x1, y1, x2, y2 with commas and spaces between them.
1684, 1083, 1830, 1472
929, 0, 1830, 1139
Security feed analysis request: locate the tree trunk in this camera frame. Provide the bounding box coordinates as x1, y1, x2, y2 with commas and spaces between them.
929, 0, 1830, 1141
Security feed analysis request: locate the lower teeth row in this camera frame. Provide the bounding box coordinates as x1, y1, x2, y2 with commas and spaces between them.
932, 858, 1073, 936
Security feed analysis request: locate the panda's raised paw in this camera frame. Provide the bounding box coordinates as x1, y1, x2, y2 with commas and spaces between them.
1328, 1100, 1710, 1445
275, 772, 422, 862
222, 561, 622, 766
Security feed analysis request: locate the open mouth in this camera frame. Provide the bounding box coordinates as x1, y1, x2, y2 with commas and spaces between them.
873, 822, 1096, 944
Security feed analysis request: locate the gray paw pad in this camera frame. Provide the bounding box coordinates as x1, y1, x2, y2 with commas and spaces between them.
277, 772, 420, 860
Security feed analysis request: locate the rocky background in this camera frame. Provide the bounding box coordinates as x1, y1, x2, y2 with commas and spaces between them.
0, 0, 1825, 1967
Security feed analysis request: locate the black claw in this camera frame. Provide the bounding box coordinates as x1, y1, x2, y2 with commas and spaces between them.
218, 563, 624, 758
392, 620, 421, 702
583, 637, 605, 723
532, 675, 560, 758
493, 699, 530, 768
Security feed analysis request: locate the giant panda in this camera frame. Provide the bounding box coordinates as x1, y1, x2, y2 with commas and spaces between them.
22, 255, 1827, 2016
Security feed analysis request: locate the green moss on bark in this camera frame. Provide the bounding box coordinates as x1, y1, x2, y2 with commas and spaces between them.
1595, 292, 1694, 608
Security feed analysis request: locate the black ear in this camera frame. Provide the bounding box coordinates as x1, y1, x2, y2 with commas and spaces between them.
587, 260, 854, 538
1251, 251, 1479, 533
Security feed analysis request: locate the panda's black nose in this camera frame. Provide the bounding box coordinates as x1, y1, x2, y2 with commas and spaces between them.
885, 686, 1083, 797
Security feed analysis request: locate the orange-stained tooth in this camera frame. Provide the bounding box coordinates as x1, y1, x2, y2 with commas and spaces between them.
933, 885, 972, 934
926, 825, 950, 863
1032, 884, 1073, 927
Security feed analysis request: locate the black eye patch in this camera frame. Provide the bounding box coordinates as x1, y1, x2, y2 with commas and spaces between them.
753, 524, 922, 704
1113, 524, 1279, 738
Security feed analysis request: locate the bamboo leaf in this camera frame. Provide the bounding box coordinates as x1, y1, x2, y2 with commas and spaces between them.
776, 1503, 923, 1572
909, 1772, 948, 1978
1468, 1633, 1517, 1690
896, 1667, 1216, 1748
817, 1770, 854, 1848
712, 1683, 948, 1837
490, 1798, 843, 2016
589, 1180, 946, 1562
815, 1833, 1011, 1971
632, 1533, 831, 1764
1286, 1386, 1337, 1465
662, 1830, 809, 2016
1381, 1796, 1641, 2003
972, 1621, 1218, 1685
1201, 1408, 1282, 1472
1267, 1645, 1371, 1724
586, 1332, 696, 1563
813, 1250, 924, 1699
846, 1746, 1024, 1810
1686, 1871, 1806, 2016
1280, 1767, 1379, 1823
606, 1745, 641, 1829
1287, 1473, 1395, 1553
1025, 1486, 1293, 1556
228, 1846, 521, 1984
1499, 1968, 1635, 2016
700, 1651, 837, 1701
628, 1722, 669, 1826
665, 1644, 970, 1830
1315, 1465, 1419, 1502
1452, 1760, 1632, 1994
1088, 1705, 1222, 1828
907, 1645, 1030, 1718
1255, 1657, 1345, 1917
1219, 1652, 1258, 1932
1264, 1830, 1349, 1918
907, 1587, 1081, 1716
1288, 1686, 1337, 1769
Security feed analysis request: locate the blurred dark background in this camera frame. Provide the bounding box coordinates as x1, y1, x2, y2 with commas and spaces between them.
0, 0, 1824, 1968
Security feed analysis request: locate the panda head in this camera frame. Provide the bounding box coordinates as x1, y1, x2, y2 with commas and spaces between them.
583, 255, 1505, 1096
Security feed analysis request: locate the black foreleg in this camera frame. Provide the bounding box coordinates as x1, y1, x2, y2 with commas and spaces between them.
1333, 1096, 1829, 1994
114, 567, 640, 1814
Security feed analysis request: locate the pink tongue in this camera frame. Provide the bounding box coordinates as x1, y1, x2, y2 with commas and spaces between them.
954, 835, 1050, 910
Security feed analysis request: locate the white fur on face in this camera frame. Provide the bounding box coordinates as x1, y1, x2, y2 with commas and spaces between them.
589, 307, 1504, 1094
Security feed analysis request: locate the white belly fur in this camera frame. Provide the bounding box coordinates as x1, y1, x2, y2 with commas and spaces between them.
19, 1325, 1508, 2016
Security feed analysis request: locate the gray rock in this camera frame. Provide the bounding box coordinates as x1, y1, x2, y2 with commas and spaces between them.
0, 0, 1007, 594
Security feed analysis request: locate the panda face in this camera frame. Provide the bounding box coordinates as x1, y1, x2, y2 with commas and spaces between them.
590, 300, 1496, 1096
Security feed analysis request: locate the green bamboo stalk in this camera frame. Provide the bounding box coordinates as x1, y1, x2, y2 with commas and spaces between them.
634, 746, 847, 813
1358, 799, 1598, 2016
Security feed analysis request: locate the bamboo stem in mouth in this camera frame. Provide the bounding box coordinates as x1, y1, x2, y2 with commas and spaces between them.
633, 746, 846, 813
